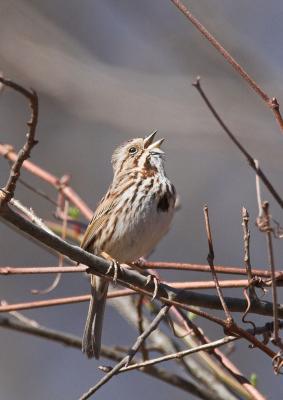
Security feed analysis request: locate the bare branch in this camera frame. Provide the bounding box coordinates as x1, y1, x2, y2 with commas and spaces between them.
192, 77, 283, 209
241, 207, 257, 327
0, 77, 38, 205
0, 315, 207, 399
119, 336, 237, 372
0, 290, 134, 313
1, 205, 282, 322
204, 206, 232, 322
79, 305, 171, 400
0, 143, 92, 219
140, 261, 283, 278
170, 0, 283, 133
136, 295, 149, 360
261, 202, 283, 351
174, 308, 266, 400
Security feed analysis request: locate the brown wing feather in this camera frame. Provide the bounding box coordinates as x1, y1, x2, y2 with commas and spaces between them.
80, 193, 117, 251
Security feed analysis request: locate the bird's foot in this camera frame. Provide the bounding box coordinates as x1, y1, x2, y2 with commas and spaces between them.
106, 260, 121, 285
144, 273, 160, 301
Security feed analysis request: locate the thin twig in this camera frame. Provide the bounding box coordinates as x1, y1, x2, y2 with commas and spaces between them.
0, 290, 135, 313
136, 296, 149, 360
255, 160, 263, 217
3, 263, 283, 281
0, 143, 92, 219
1, 205, 283, 322
174, 308, 267, 400
242, 208, 254, 287
79, 305, 171, 400
241, 208, 258, 332
112, 296, 229, 400
168, 308, 252, 399
170, 0, 283, 132
31, 200, 69, 295
261, 202, 283, 350
167, 297, 278, 361
204, 206, 232, 322
1, 203, 283, 365
139, 261, 283, 278
0, 315, 206, 399
0, 77, 38, 205
119, 336, 237, 372
18, 177, 57, 206
193, 77, 283, 209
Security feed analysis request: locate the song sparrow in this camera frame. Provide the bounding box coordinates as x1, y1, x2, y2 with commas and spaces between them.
80, 131, 176, 358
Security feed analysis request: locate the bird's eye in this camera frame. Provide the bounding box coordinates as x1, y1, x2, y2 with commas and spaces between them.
128, 146, 137, 155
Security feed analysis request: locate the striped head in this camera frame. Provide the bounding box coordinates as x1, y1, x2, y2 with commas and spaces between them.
111, 131, 165, 177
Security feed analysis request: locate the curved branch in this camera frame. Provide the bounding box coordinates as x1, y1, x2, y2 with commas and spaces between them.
1, 205, 282, 321
0, 77, 38, 205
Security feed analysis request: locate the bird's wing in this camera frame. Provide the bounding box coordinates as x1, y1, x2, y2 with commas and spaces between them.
80, 194, 117, 251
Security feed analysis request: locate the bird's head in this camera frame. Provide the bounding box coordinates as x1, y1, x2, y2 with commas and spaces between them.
112, 131, 165, 177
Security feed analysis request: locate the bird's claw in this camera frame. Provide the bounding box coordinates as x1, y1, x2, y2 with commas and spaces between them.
106, 260, 120, 285
144, 274, 159, 301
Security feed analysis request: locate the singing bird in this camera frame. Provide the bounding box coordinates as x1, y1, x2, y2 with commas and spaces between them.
80, 131, 176, 358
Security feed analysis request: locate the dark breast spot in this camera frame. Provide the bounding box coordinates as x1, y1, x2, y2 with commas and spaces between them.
157, 194, 170, 212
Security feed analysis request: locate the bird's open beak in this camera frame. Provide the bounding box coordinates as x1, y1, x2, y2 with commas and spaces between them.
144, 130, 158, 148
147, 138, 165, 154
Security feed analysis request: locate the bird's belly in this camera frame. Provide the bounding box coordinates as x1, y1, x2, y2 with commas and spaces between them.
104, 196, 174, 262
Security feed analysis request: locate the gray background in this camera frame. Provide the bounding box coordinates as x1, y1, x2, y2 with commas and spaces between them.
0, 0, 283, 399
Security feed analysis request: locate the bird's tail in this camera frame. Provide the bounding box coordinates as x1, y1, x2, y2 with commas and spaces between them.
82, 275, 109, 359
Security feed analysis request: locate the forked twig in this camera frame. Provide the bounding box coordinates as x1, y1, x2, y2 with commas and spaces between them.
79, 305, 171, 400
0, 315, 203, 397
193, 77, 283, 209
119, 336, 237, 372
0, 77, 38, 206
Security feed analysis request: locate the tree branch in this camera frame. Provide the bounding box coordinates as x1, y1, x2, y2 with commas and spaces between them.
0, 315, 208, 399
0, 143, 92, 219
192, 77, 283, 209
79, 305, 171, 400
0, 77, 38, 205
170, 0, 283, 133
1, 205, 282, 320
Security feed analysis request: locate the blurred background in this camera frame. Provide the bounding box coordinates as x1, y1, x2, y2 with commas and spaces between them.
1, 0, 283, 399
